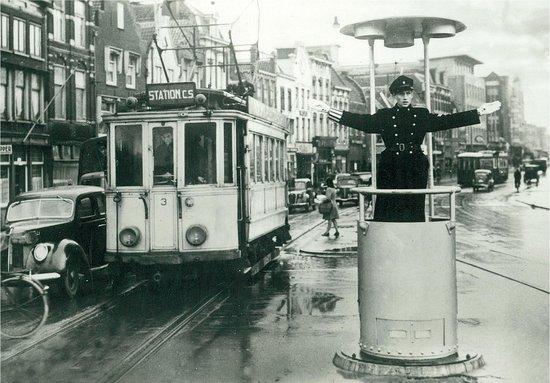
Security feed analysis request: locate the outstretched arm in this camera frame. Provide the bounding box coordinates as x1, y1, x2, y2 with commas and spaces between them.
309, 100, 379, 134
427, 101, 501, 133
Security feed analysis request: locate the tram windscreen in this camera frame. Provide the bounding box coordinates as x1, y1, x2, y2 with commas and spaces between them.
115, 125, 142, 186
153, 126, 174, 185
185, 122, 216, 185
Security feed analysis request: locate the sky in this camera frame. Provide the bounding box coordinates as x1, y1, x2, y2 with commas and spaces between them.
186, 0, 549, 128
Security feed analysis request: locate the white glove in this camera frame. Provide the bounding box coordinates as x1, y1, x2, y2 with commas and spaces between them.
308, 99, 330, 113
477, 101, 501, 115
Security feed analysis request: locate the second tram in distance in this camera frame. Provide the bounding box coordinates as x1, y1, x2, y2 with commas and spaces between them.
102, 82, 291, 278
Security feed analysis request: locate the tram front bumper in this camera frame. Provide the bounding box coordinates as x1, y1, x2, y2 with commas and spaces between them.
105, 249, 241, 265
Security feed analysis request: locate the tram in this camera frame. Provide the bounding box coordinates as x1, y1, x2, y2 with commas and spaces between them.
457, 150, 508, 187
102, 82, 290, 278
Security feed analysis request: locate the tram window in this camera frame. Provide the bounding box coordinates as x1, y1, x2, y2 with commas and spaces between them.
223, 122, 233, 183
274, 141, 279, 181
153, 127, 174, 185
249, 135, 256, 182
255, 135, 262, 182
270, 139, 275, 181
185, 122, 216, 185
264, 137, 269, 181
115, 125, 142, 186
280, 142, 285, 180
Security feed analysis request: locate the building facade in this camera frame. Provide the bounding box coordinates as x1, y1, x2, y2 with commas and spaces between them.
93, 0, 146, 127
430, 55, 487, 152
47, 0, 96, 185
1, 0, 50, 217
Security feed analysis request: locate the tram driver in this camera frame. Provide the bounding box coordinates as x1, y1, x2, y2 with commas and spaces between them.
310, 75, 501, 222
153, 129, 174, 184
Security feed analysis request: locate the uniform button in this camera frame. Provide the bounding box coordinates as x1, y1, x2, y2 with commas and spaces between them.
409, 151, 413, 154
392, 116, 395, 119
414, 114, 417, 117
394, 133, 398, 136
412, 123, 416, 126
396, 152, 399, 155
410, 133, 414, 135
393, 124, 397, 127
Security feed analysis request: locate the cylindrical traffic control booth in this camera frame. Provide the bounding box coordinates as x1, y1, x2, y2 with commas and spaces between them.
355, 187, 460, 360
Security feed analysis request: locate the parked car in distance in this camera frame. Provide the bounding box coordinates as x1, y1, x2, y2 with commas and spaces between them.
472, 169, 495, 192
1, 186, 107, 298
288, 178, 316, 212
334, 173, 359, 206
523, 164, 540, 186
351, 172, 372, 186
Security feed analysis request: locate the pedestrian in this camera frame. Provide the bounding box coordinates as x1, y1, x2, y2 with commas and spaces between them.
310, 75, 501, 222
321, 177, 340, 238
514, 167, 522, 192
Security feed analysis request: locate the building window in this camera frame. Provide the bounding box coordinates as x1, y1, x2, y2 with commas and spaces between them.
125, 53, 139, 89
30, 73, 42, 120
0, 68, 7, 119
52, 0, 65, 42
117, 2, 124, 29
1, 14, 9, 49
13, 18, 25, 53
54, 66, 66, 119
154, 65, 163, 83
14, 70, 24, 119
105, 47, 121, 86
74, 1, 86, 48
75, 71, 86, 121
31, 149, 44, 190
280, 87, 285, 111
287, 89, 292, 112
29, 23, 42, 57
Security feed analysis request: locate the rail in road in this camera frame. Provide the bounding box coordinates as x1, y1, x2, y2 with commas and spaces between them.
1, 279, 148, 363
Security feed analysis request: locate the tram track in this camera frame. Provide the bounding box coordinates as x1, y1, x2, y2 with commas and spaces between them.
1, 278, 148, 363
98, 285, 230, 383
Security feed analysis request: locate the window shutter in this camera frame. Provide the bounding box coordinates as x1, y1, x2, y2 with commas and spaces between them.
117, 50, 123, 73
124, 50, 129, 73
104, 46, 110, 72
136, 55, 141, 74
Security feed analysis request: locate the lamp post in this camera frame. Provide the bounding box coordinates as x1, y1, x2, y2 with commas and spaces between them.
340, 16, 466, 217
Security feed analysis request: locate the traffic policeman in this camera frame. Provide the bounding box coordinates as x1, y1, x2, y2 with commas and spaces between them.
310, 75, 501, 222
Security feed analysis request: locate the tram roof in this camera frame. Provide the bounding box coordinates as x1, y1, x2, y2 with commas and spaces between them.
102, 86, 289, 132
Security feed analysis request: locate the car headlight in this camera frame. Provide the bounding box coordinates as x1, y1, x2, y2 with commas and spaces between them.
119, 227, 141, 247
33, 243, 50, 262
186, 225, 207, 246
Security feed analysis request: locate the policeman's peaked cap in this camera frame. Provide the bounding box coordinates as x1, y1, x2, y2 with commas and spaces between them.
389, 75, 414, 94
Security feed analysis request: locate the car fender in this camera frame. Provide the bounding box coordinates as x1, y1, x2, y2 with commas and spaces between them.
54, 239, 91, 272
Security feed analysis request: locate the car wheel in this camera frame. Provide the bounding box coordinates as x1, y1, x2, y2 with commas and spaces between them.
63, 258, 81, 299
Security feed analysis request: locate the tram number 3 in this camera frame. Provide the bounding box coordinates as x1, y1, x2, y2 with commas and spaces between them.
160, 198, 167, 206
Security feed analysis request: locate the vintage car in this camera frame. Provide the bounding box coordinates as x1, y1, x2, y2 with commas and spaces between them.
1, 186, 106, 298
523, 164, 540, 186
288, 178, 316, 212
472, 169, 495, 192
351, 172, 372, 186
335, 173, 359, 206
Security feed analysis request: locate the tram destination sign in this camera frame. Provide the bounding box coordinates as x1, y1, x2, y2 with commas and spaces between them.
147, 82, 196, 108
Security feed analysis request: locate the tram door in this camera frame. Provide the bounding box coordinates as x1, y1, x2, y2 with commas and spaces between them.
149, 124, 178, 250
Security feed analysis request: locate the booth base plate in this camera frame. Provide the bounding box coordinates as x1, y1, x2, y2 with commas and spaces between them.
333, 350, 484, 378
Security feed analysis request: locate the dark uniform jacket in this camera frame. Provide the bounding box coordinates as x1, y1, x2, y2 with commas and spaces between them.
339, 105, 480, 222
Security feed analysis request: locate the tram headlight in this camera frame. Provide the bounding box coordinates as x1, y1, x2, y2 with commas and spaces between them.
33, 243, 50, 263
119, 227, 141, 247
186, 225, 207, 246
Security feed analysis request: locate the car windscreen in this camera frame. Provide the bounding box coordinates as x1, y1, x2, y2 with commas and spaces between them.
294, 181, 307, 190
337, 177, 358, 186
6, 198, 74, 222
